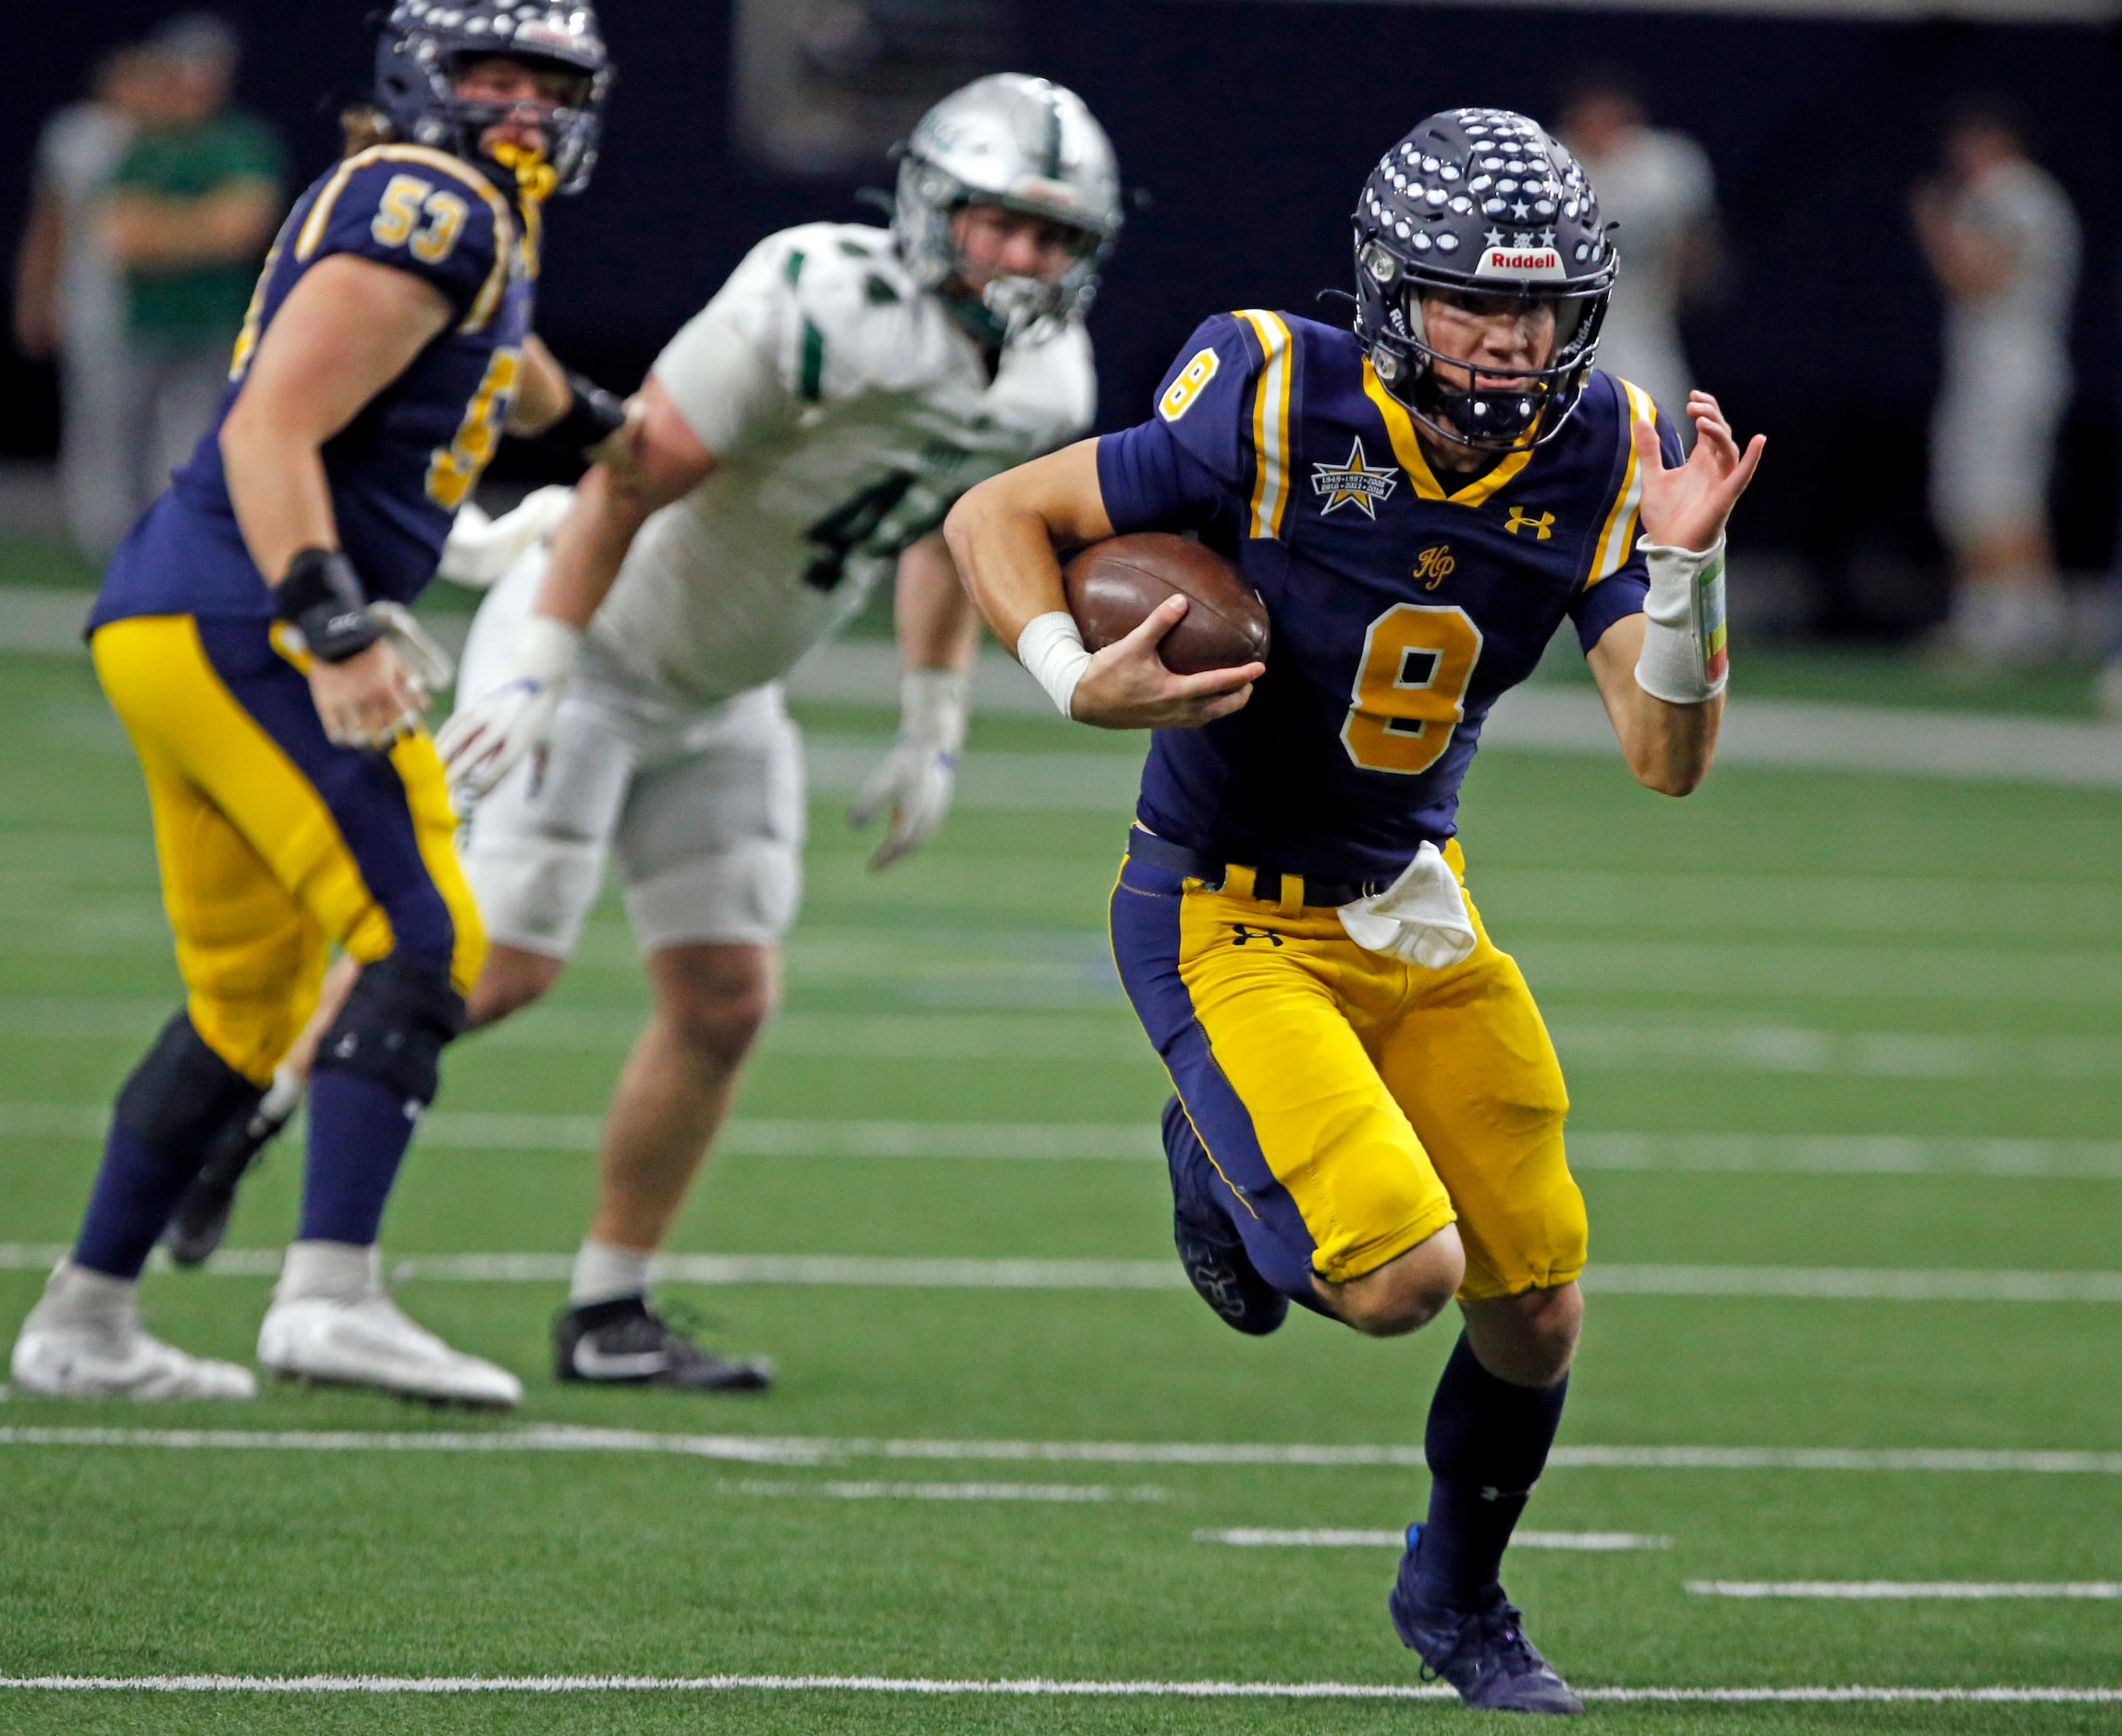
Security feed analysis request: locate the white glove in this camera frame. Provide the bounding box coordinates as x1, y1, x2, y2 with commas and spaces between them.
434, 614, 582, 810
435, 486, 575, 589
850, 668, 968, 870
1337, 840, 1478, 970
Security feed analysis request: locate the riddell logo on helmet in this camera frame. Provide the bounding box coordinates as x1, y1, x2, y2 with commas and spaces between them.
1475, 247, 1565, 281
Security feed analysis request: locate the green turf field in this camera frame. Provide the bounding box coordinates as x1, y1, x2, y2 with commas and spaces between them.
1, 645, 2118, 1734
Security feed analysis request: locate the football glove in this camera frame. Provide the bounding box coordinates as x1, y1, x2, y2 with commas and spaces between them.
435, 613, 582, 809
436, 486, 575, 589
850, 668, 968, 871
1337, 840, 1477, 970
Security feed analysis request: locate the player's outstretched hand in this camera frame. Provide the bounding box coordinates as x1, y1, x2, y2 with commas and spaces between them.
1071, 595, 1263, 730
851, 739, 955, 871
310, 640, 427, 752
1634, 391, 1766, 553
435, 677, 563, 810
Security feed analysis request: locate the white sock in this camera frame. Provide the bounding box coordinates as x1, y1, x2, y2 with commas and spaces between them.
570, 1240, 652, 1308
276, 1241, 379, 1304
34, 1260, 138, 1329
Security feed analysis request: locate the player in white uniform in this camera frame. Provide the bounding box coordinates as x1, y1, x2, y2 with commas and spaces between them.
1914, 100, 2079, 666
424, 73, 1110, 1387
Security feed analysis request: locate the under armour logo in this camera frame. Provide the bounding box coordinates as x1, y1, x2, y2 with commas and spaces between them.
1231, 924, 1284, 947
1504, 507, 1555, 540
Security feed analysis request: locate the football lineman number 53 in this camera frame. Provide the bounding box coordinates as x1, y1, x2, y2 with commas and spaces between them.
1341, 602, 1483, 775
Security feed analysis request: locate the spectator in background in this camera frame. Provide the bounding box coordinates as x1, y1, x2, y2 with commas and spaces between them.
1555, 74, 1718, 436
15, 46, 165, 558
1913, 99, 2079, 666
101, 14, 285, 535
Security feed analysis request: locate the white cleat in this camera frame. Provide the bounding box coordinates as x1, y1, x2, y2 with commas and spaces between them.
257, 1241, 521, 1408
10, 1262, 256, 1400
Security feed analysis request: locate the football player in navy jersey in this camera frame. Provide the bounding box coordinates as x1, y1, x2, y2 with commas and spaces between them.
949, 107, 1761, 1713
9, 2, 635, 1408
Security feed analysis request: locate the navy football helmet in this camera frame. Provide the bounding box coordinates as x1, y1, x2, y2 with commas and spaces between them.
1352, 107, 1616, 452
374, 1, 612, 197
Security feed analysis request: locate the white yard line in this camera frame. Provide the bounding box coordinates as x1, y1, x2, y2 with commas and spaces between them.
5, 1425, 2122, 1476
0, 1673, 2116, 1702
1199, 1528, 1668, 1550
723, 1479, 1166, 1504
6, 1241, 2122, 1301
1690, 1581, 2122, 1600
8, 1104, 2122, 1178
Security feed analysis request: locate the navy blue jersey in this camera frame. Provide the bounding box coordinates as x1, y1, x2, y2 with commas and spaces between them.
1098, 311, 1675, 885
92, 144, 538, 630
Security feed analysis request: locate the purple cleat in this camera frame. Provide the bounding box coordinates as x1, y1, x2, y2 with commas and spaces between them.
1389, 1523, 1584, 1715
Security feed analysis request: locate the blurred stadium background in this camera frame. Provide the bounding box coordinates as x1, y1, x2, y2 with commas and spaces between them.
2, 1, 2120, 1730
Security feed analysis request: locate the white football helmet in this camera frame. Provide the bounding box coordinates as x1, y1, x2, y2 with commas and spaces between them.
892, 72, 1122, 342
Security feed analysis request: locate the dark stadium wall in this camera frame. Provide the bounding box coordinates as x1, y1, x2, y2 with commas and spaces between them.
4, 0, 2117, 624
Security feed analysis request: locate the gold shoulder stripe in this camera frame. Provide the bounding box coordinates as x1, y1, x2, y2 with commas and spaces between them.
292, 145, 516, 334
1588, 378, 1656, 587
1233, 310, 1294, 539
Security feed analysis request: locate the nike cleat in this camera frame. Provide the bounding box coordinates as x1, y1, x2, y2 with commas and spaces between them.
1162, 1094, 1287, 1337
1389, 1524, 1583, 1715
166, 1073, 301, 1267
556, 1297, 773, 1392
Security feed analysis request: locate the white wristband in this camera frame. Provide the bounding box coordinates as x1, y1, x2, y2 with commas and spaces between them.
512, 612, 583, 688
1633, 535, 1729, 704
1014, 611, 1092, 720
901, 667, 969, 753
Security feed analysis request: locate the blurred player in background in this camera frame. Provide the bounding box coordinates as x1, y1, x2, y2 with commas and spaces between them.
212, 74, 1114, 1393
99, 14, 288, 538
9, 1, 632, 1406
949, 107, 1761, 1712
15, 43, 160, 556
1554, 73, 1718, 436
1914, 98, 2079, 667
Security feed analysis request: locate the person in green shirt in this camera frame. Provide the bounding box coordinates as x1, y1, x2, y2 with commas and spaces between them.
99, 14, 286, 530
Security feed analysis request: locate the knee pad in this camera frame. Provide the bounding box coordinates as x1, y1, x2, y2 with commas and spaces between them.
114, 1010, 264, 1155
313, 954, 466, 1107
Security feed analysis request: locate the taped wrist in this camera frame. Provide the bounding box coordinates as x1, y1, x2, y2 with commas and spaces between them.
510, 612, 583, 687
542, 372, 629, 458
313, 954, 466, 1108
900, 667, 969, 753
1633, 535, 1729, 704
276, 548, 383, 664
1015, 611, 1092, 720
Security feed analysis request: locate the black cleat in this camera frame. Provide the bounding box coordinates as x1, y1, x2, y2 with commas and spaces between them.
555, 1296, 773, 1392
1389, 1524, 1584, 1715
165, 1084, 300, 1267
1162, 1095, 1287, 1336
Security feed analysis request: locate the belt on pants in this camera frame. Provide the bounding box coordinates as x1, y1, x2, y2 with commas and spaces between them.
1125, 825, 1387, 911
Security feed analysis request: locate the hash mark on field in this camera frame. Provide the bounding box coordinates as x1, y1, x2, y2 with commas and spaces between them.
1690, 1581, 2122, 1599
6, 1425, 2122, 1477
1198, 1528, 1669, 1550
2, 1673, 2118, 1702
725, 1479, 1165, 1503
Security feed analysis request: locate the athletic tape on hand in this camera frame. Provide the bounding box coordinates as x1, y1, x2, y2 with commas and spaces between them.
1634, 535, 1729, 705
1016, 612, 1091, 720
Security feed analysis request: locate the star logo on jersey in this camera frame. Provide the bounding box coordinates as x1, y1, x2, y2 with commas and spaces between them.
1311, 438, 1400, 520
1504, 507, 1556, 540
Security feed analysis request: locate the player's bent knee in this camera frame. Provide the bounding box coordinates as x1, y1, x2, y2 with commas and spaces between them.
115, 1010, 266, 1153
313, 953, 467, 1107
649, 947, 779, 1071
1327, 1226, 1466, 1339
1463, 1282, 1583, 1388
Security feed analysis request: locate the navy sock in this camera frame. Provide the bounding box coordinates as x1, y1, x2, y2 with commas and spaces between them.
74, 1125, 210, 1279
1415, 1333, 1569, 1608
298, 1071, 419, 1245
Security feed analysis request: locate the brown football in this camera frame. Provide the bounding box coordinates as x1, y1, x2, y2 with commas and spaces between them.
1061, 533, 1270, 676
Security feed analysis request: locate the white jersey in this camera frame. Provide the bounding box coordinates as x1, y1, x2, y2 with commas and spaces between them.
586, 222, 1098, 705
1941, 158, 2078, 398
1569, 128, 1714, 423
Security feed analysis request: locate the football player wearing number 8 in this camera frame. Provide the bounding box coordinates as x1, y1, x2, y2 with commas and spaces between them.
9, 1, 629, 1407
399, 74, 1108, 1389
948, 107, 1762, 1713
